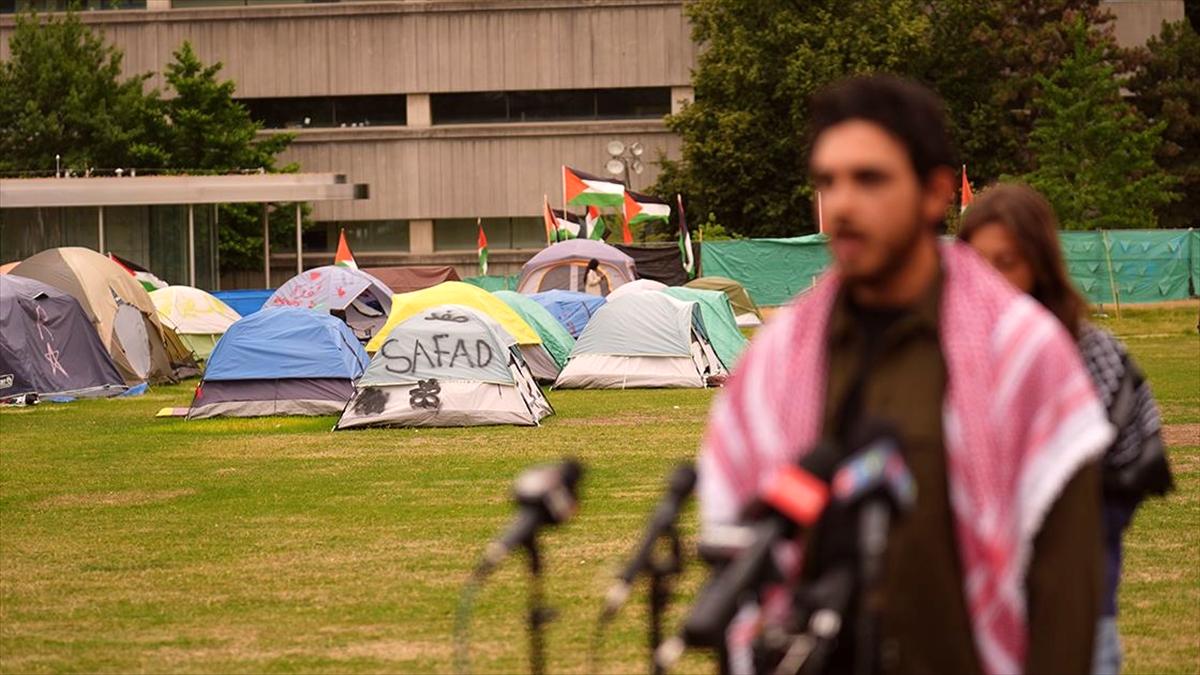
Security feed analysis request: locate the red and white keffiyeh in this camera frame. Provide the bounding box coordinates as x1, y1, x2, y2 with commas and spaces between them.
698, 243, 1113, 675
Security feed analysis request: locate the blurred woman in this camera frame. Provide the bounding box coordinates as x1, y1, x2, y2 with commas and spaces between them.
959, 183, 1173, 675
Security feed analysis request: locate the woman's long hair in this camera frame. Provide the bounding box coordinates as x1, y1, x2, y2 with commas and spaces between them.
958, 183, 1088, 337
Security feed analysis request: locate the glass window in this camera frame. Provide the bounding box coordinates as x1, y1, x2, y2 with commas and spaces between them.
430, 88, 671, 125
305, 220, 410, 253
434, 216, 545, 252
0, 207, 99, 261
4, 0, 146, 13
239, 95, 406, 129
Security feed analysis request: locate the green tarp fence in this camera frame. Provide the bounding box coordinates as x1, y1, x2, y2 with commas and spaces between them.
462, 274, 521, 292
701, 230, 1197, 307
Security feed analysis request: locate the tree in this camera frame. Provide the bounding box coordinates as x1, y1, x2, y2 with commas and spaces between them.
1019, 20, 1176, 230
0, 10, 167, 174
1127, 21, 1200, 229
160, 42, 301, 269
653, 0, 932, 238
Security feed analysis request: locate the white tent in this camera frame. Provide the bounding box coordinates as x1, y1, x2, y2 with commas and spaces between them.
605, 278, 667, 302
553, 293, 726, 389
336, 305, 554, 428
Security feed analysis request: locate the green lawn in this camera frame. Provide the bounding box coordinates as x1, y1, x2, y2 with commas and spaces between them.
1, 306, 1196, 673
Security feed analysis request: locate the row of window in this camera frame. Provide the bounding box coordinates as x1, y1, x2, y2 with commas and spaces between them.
295, 217, 549, 254
238, 87, 670, 129
1, 0, 146, 12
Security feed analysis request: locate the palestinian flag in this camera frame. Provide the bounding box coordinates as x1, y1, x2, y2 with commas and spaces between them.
586, 206, 606, 240
334, 229, 358, 269
543, 195, 559, 245
960, 165, 974, 213
623, 190, 671, 225
477, 219, 488, 275
563, 165, 625, 208
550, 208, 583, 241
677, 194, 695, 278
108, 252, 167, 291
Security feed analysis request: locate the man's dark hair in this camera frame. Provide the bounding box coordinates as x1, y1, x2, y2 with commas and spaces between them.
809, 75, 959, 181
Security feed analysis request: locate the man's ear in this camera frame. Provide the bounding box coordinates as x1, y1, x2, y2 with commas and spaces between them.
922, 166, 956, 225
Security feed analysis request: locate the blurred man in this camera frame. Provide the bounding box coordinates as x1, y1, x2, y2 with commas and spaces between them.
698, 76, 1111, 674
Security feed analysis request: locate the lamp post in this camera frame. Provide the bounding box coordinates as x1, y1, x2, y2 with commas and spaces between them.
603, 140, 645, 190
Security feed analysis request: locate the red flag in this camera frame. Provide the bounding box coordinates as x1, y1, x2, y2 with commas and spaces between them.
542, 195, 559, 245
960, 165, 974, 213
477, 218, 489, 275
334, 229, 357, 269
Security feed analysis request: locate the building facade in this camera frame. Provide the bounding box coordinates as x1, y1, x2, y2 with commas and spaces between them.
0, 0, 1185, 286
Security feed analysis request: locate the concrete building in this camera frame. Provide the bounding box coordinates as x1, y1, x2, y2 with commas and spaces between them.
0, 0, 1185, 286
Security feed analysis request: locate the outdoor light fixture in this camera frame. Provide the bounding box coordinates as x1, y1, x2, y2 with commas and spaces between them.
604, 139, 646, 189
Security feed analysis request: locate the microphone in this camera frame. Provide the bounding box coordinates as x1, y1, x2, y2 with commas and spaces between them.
602, 463, 697, 619
675, 443, 842, 651
474, 459, 584, 578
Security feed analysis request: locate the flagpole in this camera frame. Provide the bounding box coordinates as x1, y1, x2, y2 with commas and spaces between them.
817, 191, 824, 235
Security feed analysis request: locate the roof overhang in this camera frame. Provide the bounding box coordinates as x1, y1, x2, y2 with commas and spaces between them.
0, 173, 369, 208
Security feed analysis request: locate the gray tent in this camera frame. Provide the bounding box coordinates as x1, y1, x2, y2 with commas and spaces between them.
336, 304, 553, 428
0, 276, 127, 401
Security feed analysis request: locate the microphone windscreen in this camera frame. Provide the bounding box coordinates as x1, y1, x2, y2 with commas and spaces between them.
668, 463, 698, 498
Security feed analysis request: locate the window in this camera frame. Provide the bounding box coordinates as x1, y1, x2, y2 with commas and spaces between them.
2, 0, 146, 12
434, 217, 544, 252
430, 87, 671, 125
302, 220, 410, 253
239, 94, 406, 129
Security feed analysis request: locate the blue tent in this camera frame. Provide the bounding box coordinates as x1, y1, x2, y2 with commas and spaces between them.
211, 289, 274, 317
528, 290, 606, 338
190, 308, 368, 418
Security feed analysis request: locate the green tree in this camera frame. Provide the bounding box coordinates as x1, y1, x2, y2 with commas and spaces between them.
1127, 21, 1200, 229
160, 41, 302, 269
0, 10, 167, 174
653, 0, 932, 237
1019, 20, 1176, 230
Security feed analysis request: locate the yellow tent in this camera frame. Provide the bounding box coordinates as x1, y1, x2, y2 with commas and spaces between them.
366, 281, 541, 353
150, 286, 241, 360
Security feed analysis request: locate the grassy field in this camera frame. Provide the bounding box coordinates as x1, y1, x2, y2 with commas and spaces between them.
1, 306, 1196, 674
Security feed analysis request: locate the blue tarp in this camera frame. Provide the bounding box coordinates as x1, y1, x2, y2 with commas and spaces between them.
212, 289, 274, 317
528, 290, 606, 338
204, 307, 369, 381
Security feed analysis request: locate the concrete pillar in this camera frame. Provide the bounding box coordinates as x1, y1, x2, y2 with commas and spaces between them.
407, 94, 432, 128
262, 204, 271, 288
96, 206, 105, 253
409, 219, 434, 254
670, 86, 695, 115
146, 0, 170, 8
187, 204, 196, 287
294, 203, 303, 275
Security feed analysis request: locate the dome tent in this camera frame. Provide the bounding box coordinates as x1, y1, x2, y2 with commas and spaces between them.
188, 308, 368, 419
0, 276, 126, 401
266, 265, 393, 342
554, 293, 727, 389
685, 276, 763, 328
492, 291, 574, 371
365, 282, 560, 383
336, 305, 553, 429
151, 286, 241, 361
517, 239, 637, 297
605, 278, 667, 302
11, 247, 177, 385
528, 290, 605, 338
660, 287, 748, 369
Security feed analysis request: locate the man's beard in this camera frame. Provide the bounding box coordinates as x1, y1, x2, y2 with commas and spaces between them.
841, 208, 927, 294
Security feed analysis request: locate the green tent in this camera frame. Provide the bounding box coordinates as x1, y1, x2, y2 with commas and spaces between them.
493, 291, 575, 369
463, 274, 520, 292
662, 287, 748, 369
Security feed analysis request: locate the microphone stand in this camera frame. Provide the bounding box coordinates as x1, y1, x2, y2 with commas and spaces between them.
855, 502, 891, 675
524, 536, 554, 675
646, 522, 683, 675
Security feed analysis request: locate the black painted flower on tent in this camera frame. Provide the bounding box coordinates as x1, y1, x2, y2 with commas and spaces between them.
354, 387, 389, 415
408, 379, 442, 409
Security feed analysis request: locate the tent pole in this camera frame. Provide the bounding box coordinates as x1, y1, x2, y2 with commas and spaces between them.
262, 203, 271, 288
294, 203, 303, 275
188, 204, 196, 287
97, 206, 105, 253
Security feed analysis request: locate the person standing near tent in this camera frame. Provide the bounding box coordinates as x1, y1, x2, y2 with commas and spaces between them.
583, 258, 603, 296
698, 75, 1112, 674
958, 182, 1174, 675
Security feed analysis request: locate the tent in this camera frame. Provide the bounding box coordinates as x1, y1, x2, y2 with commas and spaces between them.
108, 252, 168, 292
151, 286, 241, 361
685, 276, 763, 328
661, 287, 747, 368
265, 266, 393, 342
493, 291, 575, 370
554, 293, 727, 389
188, 307, 368, 419
606, 278, 668, 302
0, 276, 127, 401
528, 290, 605, 338
365, 281, 560, 382
363, 265, 461, 293
336, 305, 553, 429
0, 262, 18, 275
212, 289, 274, 317
517, 239, 637, 296
11, 247, 176, 385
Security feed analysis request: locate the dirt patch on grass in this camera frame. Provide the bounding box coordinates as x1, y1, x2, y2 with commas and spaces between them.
1163, 423, 1200, 448
36, 489, 196, 509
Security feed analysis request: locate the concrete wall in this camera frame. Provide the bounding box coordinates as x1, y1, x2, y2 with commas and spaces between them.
1102, 0, 1186, 47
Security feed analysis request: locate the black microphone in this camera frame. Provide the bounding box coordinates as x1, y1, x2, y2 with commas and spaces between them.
474, 459, 584, 578
602, 463, 697, 619
666, 442, 842, 659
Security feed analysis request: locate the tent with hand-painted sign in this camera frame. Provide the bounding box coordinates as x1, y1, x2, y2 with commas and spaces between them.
265, 265, 393, 342
517, 239, 637, 296
188, 307, 368, 419
336, 305, 553, 429
0, 276, 127, 401
365, 281, 561, 383
151, 286, 241, 361
528, 290, 605, 338
554, 293, 727, 389
10, 247, 177, 385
